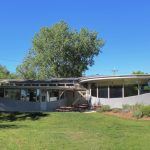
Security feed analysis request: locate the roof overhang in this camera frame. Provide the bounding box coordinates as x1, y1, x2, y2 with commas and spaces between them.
80, 75, 150, 83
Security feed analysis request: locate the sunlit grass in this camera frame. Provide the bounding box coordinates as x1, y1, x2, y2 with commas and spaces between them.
0, 112, 150, 150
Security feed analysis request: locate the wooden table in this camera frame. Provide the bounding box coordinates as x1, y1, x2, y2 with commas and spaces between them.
78, 105, 88, 112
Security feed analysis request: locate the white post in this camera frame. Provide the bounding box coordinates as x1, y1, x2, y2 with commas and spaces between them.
138, 83, 140, 95
89, 83, 91, 96
97, 83, 98, 98
122, 84, 124, 98
108, 85, 110, 99
47, 90, 49, 102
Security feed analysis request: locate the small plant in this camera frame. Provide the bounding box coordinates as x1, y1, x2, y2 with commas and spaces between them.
97, 105, 111, 112
140, 105, 150, 117
122, 104, 131, 112
112, 108, 122, 113
132, 110, 143, 119
130, 104, 143, 112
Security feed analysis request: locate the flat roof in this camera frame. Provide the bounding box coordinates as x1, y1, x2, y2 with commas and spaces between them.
79, 74, 150, 83
0, 78, 79, 84
0, 75, 150, 84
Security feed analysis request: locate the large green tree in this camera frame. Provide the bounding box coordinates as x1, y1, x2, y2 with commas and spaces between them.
17, 21, 104, 79
0, 65, 17, 79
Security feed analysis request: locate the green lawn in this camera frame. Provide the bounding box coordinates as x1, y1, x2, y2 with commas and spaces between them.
0, 112, 150, 150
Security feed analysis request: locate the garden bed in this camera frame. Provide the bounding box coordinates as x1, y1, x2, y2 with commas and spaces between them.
104, 111, 150, 120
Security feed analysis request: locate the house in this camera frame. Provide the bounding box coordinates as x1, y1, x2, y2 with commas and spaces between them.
0, 74, 150, 112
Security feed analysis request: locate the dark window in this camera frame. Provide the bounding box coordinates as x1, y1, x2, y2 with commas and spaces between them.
98, 86, 108, 98
32, 84, 39, 86
40, 84, 47, 86
140, 84, 150, 94
66, 84, 74, 86
124, 84, 138, 97
110, 86, 122, 98
24, 84, 31, 86
58, 84, 65, 86
49, 84, 56, 86
0, 88, 4, 97
91, 83, 97, 97
15, 84, 23, 86
5, 88, 21, 100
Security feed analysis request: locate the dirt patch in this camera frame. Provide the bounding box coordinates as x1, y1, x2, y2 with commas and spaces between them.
104, 111, 150, 120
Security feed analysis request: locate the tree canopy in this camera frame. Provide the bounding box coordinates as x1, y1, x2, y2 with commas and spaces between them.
17, 21, 104, 79
0, 65, 17, 79
132, 71, 146, 75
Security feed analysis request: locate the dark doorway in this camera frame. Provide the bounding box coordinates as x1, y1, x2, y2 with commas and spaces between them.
28, 89, 36, 102
0, 88, 4, 98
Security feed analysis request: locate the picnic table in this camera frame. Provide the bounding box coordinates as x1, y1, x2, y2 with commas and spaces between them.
58, 106, 73, 112
78, 105, 88, 112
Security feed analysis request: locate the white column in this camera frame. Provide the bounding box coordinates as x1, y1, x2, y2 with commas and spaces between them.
138, 83, 140, 95
89, 83, 91, 96
108, 85, 110, 99
47, 90, 49, 102
97, 84, 99, 98
122, 84, 124, 98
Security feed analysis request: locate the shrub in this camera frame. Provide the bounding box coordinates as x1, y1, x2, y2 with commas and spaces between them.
122, 104, 144, 112
97, 105, 111, 112
112, 108, 122, 113
122, 104, 131, 112
140, 105, 150, 117
130, 104, 143, 112
132, 110, 143, 119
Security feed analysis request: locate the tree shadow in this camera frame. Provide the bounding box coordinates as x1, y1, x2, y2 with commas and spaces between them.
0, 112, 49, 122
0, 124, 23, 129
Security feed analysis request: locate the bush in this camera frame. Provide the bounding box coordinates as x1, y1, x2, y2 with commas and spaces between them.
130, 104, 143, 112
140, 105, 150, 117
132, 110, 143, 119
97, 105, 111, 112
122, 104, 144, 112
112, 108, 122, 113
122, 104, 131, 112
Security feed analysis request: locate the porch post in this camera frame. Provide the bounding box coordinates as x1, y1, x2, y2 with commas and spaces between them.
97, 83, 98, 98
122, 84, 124, 98
108, 85, 110, 99
47, 90, 49, 102
89, 83, 91, 96
138, 83, 140, 95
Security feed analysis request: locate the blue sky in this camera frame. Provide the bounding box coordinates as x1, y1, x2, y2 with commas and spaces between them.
0, 0, 150, 76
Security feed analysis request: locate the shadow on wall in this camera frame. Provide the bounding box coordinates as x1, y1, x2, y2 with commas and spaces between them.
0, 112, 49, 122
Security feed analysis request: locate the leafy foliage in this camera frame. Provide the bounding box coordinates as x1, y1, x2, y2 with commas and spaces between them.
17, 21, 104, 79
132, 110, 143, 119
97, 105, 111, 112
132, 71, 146, 75
0, 65, 17, 79
140, 105, 150, 117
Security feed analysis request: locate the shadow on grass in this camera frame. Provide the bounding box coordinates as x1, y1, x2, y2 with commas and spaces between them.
0, 124, 23, 129
0, 112, 49, 122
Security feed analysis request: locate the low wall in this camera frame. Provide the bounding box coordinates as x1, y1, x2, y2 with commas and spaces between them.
91, 93, 150, 108
0, 98, 66, 112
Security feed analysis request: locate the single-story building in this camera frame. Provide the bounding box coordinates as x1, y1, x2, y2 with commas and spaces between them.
0, 74, 150, 112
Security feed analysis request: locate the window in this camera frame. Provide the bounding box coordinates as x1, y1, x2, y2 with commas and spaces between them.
124, 84, 138, 97
110, 86, 122, 98
91, 83, 97, 97
0, 88, 4, 97
98, 86, 108, 98
5, 88, 21, 100
140, 84, 150, 94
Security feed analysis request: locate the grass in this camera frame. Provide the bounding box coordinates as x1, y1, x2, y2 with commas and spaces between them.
0, 112, 150, 150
